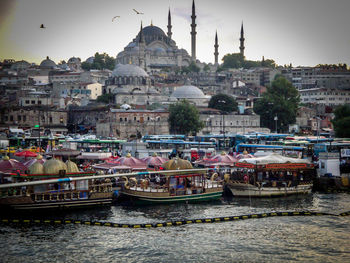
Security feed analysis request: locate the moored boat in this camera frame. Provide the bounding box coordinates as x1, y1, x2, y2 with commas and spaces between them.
0, 158, 115, 211
226, 153, 316, 197
119, 158, 223, 205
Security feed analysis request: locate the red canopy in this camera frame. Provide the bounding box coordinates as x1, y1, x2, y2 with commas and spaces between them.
197, 152, 237, 166
0, 157, 27, 174
141, 155, 168, 167
14, 150, 38, 158
236, 153, 254, 160
111, 153, 147, 170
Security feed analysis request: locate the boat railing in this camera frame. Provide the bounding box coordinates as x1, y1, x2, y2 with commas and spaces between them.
32, 190, 91, 202
0, 183, 113, 200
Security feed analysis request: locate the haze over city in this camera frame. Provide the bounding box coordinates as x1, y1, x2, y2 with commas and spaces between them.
1, 0, 350, 67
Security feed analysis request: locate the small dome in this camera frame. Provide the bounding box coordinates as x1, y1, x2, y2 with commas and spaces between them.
28, 162, 44, 174
40, 56, 57, 69
112, 64, 148, 77
11, 60, 30, 70
85, 56, 94, 64
171, 85, 206, 99
68, 57, 81, 64
66, 160, 79, 173
43, 158, 67, 174
126, 42, 137, 48
154, 47, 166, 55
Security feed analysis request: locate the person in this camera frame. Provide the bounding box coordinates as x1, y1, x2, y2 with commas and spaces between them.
155, 175, 160, 184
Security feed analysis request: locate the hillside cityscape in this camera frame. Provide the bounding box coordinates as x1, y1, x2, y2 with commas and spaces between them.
0, 0, 349, 142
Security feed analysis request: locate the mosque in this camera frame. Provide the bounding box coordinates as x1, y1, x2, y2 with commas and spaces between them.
116, 0, 246, 71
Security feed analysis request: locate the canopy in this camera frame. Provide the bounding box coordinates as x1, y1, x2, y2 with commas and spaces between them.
14, 150, 38, 158
198, 151, 237, 166
0, 156, 27, 174
238, 153, 311, 165
47, 148, 81, 157
23, 154, 46, 167
162, 158, 193, 170
236, 152, 254, 160
111, 153, 147, 170
141, 153, 168, 167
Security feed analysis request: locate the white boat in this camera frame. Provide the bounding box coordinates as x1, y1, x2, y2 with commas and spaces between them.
227, 153, 316, 197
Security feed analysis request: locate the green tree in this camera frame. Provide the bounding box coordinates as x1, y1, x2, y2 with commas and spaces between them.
168, 100, 204, 135
208, 94, 238, 113
96, 93, 114, 104
253, 76, 300, 132
221, 53, 276, 70
332, 104, 350, 138
188, 61, 200, 73
221, 53, 244, 69
203, 64, 210, 72
82, 52, 116, 71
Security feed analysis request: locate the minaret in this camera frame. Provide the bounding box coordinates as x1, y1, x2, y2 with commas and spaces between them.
214, 31, 219, 65
239, 22, 245, 57
167, 8, 172, 39
138, 21, 145, 68
191, 0, 197, 61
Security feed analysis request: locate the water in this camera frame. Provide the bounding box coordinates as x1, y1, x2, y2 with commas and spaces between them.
1, 193, 350, 263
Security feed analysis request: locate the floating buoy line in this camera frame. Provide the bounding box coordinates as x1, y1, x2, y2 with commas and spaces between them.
1, 211, 349, 228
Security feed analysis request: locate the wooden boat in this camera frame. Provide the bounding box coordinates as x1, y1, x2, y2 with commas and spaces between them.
226, 153, 316, 197
120, 169, 223, 205
119, 158, 223, 205
0, 158, 115, 211
0, 170, 116, 211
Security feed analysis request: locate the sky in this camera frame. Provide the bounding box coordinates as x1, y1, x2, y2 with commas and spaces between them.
0, 0, 349, 67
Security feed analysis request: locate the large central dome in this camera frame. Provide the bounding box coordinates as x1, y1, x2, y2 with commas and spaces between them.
136, 25, 168, 45
141, 25, 166, 38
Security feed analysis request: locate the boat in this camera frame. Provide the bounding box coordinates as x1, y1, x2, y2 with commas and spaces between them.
118, 158, 223, 205
0, 158, 115, 211
226, 153, 316, 197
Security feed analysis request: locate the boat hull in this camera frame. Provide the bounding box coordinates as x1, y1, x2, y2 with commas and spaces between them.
121, 188, 223, 205
227, 182, 312, 197
0, 192, 113, 211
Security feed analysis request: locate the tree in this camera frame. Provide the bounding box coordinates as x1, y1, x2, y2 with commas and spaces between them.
203, 64, 210, 72
96, 93, 114, 104
253, 76, 300, 132
332, 104, 350, 138
82, 52, 116, 71
220, 53, 276, 70
208, 94, 238, 113
168, 100, 204, 135
188, 61, 200, 73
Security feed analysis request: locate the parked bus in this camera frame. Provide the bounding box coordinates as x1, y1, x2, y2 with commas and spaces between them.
235, 144, 307, 158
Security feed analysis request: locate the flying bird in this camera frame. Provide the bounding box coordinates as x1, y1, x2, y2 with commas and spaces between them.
112, 16, 120, 22
40, 24, 46, 29
133, 9, 144, 15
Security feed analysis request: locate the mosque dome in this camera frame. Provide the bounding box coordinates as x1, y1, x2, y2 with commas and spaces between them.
112, 64, 148, 77
68, 57, 81, 64
40, 56, 57, 69
154, 47, 166, 55
142, 25, 166, 38
171, 84, 206, 99
11, 60, 30, 71
43, 158, 67, 174
85, 56, 94, 64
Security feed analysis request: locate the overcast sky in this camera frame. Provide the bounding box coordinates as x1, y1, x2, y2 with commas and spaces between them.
1, 0, 349, 67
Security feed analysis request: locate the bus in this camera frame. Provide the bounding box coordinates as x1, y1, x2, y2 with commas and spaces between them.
313, 142, 350, 157
235, 144, 307, 158
142, 134, 186, 142
144, 139, 216, 160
